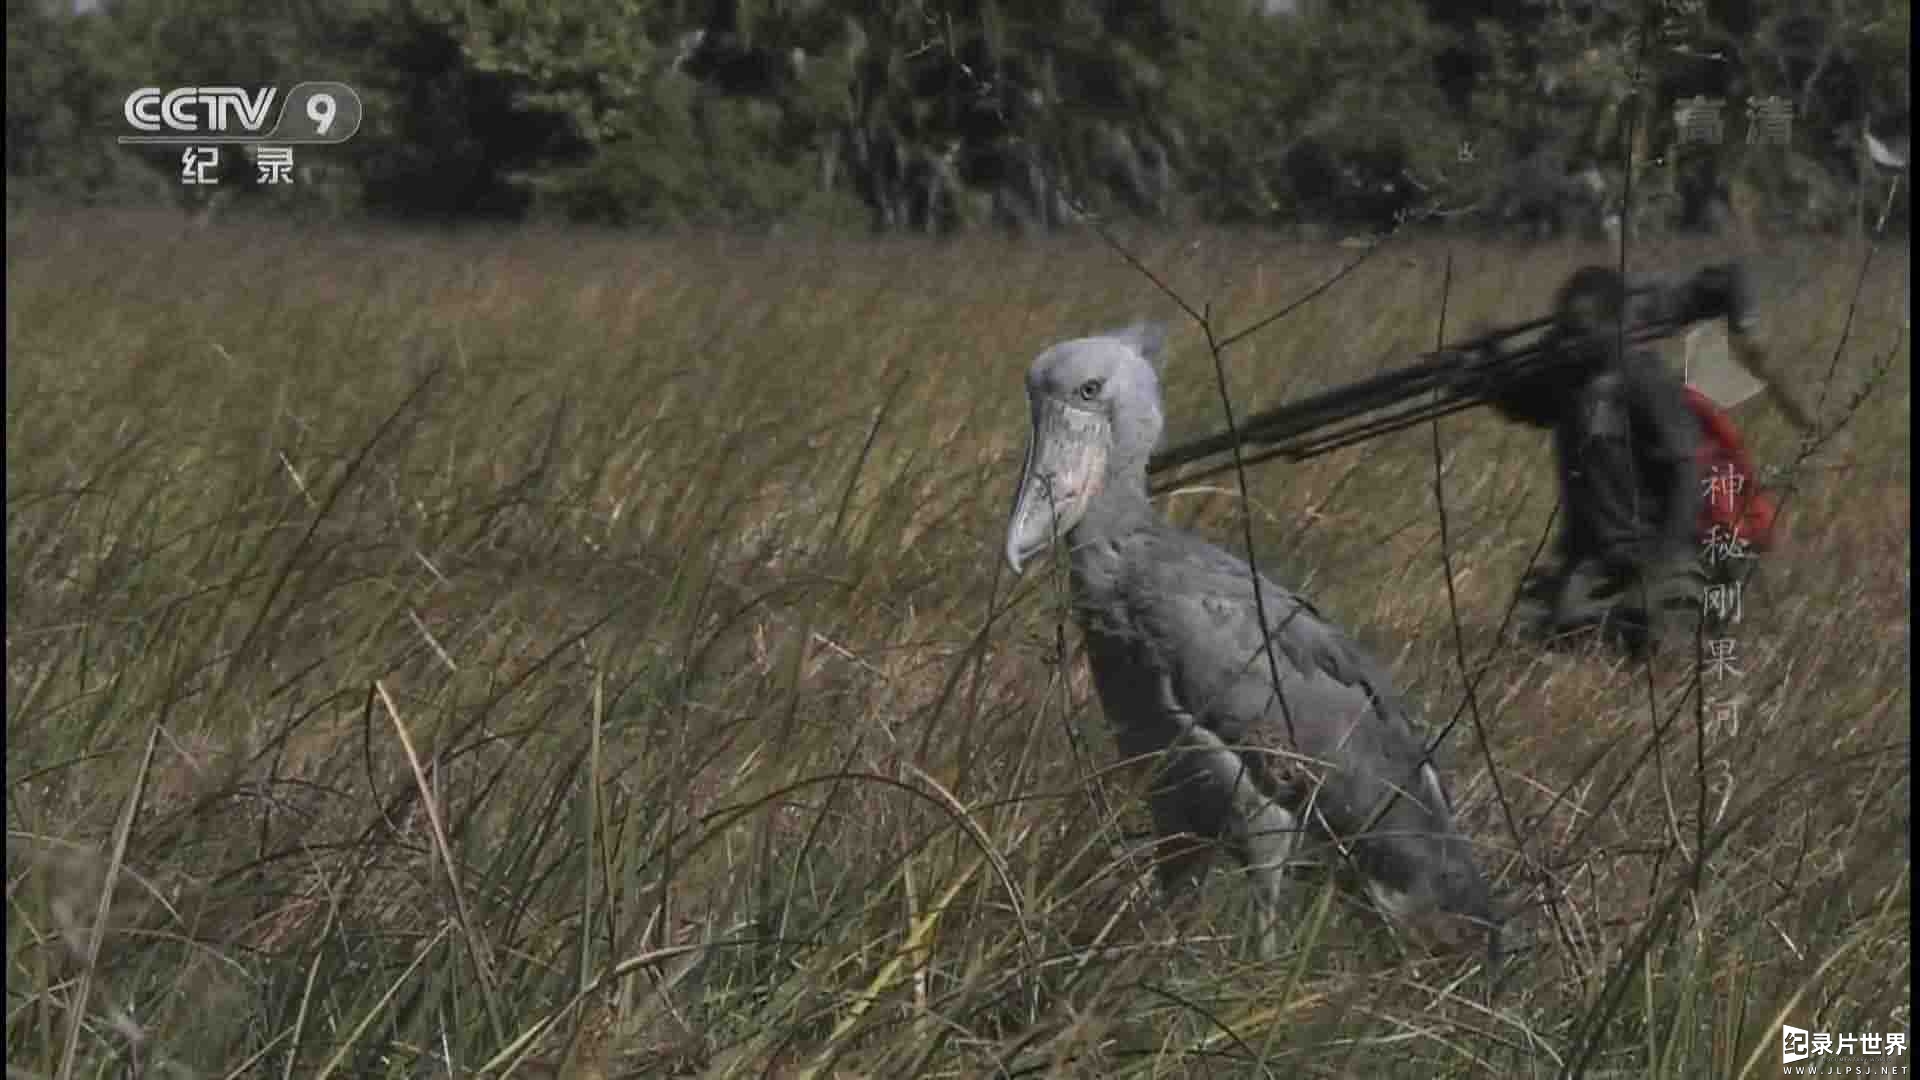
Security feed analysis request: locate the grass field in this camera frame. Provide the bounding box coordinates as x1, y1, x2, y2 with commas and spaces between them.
6, 210, 1910, 1078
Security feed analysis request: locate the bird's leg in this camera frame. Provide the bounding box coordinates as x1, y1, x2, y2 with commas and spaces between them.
1142, 774, 1223, 945
1233, 800, 1301, 962
1166, 723, 1302, 962
1145, 830, 1217, 942
1146, 826, 1218, 900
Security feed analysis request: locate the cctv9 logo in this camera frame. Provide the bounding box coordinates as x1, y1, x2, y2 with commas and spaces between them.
121, 82, 362, 144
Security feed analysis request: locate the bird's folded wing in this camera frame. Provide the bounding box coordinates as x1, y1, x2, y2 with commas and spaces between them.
1131, 543, 1442, 829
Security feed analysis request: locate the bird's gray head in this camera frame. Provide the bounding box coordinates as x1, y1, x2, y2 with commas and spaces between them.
1004, 321, 1168, 575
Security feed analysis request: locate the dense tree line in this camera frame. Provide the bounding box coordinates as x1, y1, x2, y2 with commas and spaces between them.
8, 0, 1908, 234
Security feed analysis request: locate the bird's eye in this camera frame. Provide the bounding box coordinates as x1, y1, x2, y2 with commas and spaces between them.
1077, 378, 1104, 402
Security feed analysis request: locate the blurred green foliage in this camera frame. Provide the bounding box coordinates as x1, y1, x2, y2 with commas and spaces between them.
6, 0, 1907, 231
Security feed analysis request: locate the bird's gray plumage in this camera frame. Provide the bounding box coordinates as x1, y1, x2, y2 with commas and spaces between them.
1005, 324, 1501, 968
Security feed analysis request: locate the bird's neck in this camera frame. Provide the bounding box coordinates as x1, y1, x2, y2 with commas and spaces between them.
1066, 468, 1154, 584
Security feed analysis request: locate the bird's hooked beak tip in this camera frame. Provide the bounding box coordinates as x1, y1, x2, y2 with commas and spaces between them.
1004, 543, 1031, 577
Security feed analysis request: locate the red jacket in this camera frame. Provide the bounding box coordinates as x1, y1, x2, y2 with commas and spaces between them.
1682, 386, 1778, 552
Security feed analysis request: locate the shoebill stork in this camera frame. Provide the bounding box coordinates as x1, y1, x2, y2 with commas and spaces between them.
1003, 322, 1501, 968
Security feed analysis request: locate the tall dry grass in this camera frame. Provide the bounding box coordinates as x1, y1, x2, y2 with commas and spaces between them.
6, 210, 1909, 1078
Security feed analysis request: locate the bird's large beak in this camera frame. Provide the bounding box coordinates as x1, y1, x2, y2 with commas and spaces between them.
1004, 396, 1108, 575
